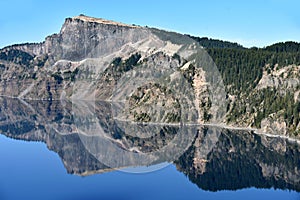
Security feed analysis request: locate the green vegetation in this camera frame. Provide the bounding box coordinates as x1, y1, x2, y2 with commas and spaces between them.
51, 73, 63, 84
165, 112, 180, 123
0, 30, 299, 136
264, 41, 300, 53
0, 49, 33, 65
250, 89, 300, 130
63, 68, 79, 82
104, 53, 141, 81
111, 53, 141, 73
133, 112, 151, 122
187, 35, 244, 49
226, 88, 300, 133
190, 36, 300, 92
182, 64, 195, 85
206, 48, 300, 94
188, 37, 300, 134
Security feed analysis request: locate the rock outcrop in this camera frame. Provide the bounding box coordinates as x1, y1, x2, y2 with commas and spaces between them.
0, 15, 299, 137
0, 15, 226, 125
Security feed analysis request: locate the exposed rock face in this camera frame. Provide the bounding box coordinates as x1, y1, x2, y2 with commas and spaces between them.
261, 115, 287, 136
224, 63, 300, 137
0, 15, 299, 137
256, 65, 300, 90
0, 15, 226, 124
47, 16, 146, 62
2, 42, 46, 57
255, 65, 300, 136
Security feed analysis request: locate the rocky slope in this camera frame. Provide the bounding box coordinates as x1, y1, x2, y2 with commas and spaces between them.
226, 63, 300, 137
202, 46, 300, 137
0, 15, 299, 137
0, 15, 226, 125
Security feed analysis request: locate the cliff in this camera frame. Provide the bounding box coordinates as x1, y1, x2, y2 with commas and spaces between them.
0, 15, 226, 125
0, 15, 299, 137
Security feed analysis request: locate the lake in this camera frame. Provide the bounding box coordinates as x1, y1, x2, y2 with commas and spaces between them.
0, 97, 299, 200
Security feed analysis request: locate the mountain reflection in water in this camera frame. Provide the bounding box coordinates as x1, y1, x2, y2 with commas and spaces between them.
0, 97, 299, 192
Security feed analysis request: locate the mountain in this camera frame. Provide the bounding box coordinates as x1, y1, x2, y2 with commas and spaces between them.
0, 15, 299, 137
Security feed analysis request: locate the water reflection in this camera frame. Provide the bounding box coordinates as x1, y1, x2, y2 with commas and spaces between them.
0, 97, 299, 192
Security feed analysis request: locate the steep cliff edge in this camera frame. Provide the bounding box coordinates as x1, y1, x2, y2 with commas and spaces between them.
0, 15, 299, 137
0, 15, 226, 125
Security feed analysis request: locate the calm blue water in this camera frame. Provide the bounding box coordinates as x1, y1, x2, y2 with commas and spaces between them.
0, 134, 298, 200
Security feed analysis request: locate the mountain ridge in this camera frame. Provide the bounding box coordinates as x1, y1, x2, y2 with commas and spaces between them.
0, 15, 299, 137
2, 15, 300, 51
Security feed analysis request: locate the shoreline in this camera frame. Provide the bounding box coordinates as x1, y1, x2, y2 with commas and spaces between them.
0, 95, 299, 144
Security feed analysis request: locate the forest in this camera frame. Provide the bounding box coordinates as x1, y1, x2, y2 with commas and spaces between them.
189, 36, 300, 135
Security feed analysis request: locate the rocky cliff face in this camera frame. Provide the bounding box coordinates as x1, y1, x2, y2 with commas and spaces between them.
225, 63, 300, 137
0, 15, 299, 137
0, 15, 226, 125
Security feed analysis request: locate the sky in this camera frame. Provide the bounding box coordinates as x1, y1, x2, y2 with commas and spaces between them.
0, 0, 300, 48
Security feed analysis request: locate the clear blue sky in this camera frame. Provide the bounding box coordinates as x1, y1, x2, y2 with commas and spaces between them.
0, 0, 300, 48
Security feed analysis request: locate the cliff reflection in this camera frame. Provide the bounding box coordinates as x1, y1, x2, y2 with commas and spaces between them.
0, 97, 299, 191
